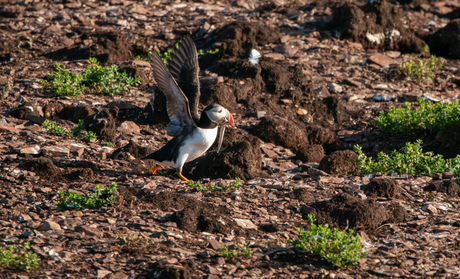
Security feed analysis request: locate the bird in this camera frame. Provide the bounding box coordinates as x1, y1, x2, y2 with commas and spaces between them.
142, 36, 235, 182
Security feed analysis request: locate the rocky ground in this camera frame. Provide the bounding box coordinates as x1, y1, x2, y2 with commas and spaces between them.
1, 0, 460, 278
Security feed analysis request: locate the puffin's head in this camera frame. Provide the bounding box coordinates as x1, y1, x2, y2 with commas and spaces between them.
204, 104, 234, 126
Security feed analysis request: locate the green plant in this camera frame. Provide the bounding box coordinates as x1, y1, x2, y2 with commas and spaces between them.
354, 140, 460, 177
42, 120, 71, 137
219, 245, 252, 259
101, 141, 114, 147
376, 98, 460, 134
72, 119, 86, 135
84, 130, 98, 142
188, 178, 241, 192
57, 182, 118, 211
289, 214, 366, 267
197, 48, 220, 56
41, 58, 141, 97
0, 242, 39, 271
41, 63, 85, 97
397, 46, 444, 82
155, 43, 179, 65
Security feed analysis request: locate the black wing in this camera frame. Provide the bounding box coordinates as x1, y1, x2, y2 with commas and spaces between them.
167, 35, 201, 122
151, 51, 195, 134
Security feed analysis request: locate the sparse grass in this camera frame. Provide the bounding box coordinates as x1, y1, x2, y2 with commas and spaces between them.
397, 45, 444, 82
42, 119, 71, 137
43, 119, 97, 142
188, 178, 241, 192
289, 214, 366, 267
57, 182, 117, 211
136, 45, 219, 64
354, 140, 460, 177
376, 98, 460, 135
219, 239, 253, 259
84, 130, 98, 142
101, 141, 114, 147
0, 242, 39, 272
41, 58, 141, 97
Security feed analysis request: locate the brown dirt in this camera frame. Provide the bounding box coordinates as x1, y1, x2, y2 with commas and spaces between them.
2, 0, 460, 278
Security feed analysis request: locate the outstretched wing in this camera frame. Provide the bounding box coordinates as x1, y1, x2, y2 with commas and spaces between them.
151, 51, 195, 134
167, 35, 201, 122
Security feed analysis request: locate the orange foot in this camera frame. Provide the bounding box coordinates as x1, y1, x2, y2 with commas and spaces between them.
151, 165, 160, 174
178, 172, 190, 182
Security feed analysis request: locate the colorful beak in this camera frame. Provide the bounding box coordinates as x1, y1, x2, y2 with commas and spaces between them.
226, 111, 234, 126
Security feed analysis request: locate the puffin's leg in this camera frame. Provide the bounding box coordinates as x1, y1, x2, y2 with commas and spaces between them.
175, 157, 189, 182
178, 172, 190, 182
151, 165, 160, 174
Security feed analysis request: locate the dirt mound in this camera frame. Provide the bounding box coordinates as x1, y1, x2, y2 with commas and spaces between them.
306, 125, 342, 154
200, 83, 238, 113
112, 140, 154, 160
183, 129, 264, 180
22, 157, 65, 181
172, 202, 236, 234
327, 0, 426, 53
137, 261, 198, 279
296, 144, 325, 163
45, 30, 133, 64
319, 150, 359, 175
424, 180, 460, 197
57, 104, 95, 124
363, 178, 399, 199
253, 116, 308, 151
427, 19, 460, 59
213, 21, 281, 59
309, 194, 392, 231
84, 107, 118, 142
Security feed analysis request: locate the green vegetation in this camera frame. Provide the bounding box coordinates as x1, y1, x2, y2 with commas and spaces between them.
42, 119, 71, 137
376, 98, 460, 135
197, 48, 220, 56
289, 214, 366, 267
136, 45, 219, 64
219, 245, 253, 259
82, 58, 141, 95
188, 178, 241, 192
57, 182, 118, 211
397, 45, 444, 82
0, 242, 39, 271
41, 58, 141, 97
354, 140, 460, 177
41, 63, 85, 97
43, 119, 97, 142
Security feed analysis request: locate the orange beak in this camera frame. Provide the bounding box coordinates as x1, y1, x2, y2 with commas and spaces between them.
227, 111, 234, 125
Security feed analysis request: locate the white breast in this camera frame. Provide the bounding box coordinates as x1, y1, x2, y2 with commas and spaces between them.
179, 127, 218, 163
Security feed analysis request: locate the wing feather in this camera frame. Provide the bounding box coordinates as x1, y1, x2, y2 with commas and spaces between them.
151, 51, 195, 132
167, 35, 201, 122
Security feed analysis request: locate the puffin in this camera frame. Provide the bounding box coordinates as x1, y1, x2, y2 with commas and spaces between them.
143, 36, 235, 182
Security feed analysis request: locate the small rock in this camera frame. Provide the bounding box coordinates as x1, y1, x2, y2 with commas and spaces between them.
117, 121, 141, 135
0, 122, 19, 134
96, 269, 112, 278
233, 218, 257, 229
41, 146, 69, 157
327, 83, 343, 93
37, 220, 63, 232
423, 204, 438, 214
367, 54, 397, 67
208, 238, 221, 250
75, 225, 103, 237
20, 145, 40, 155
